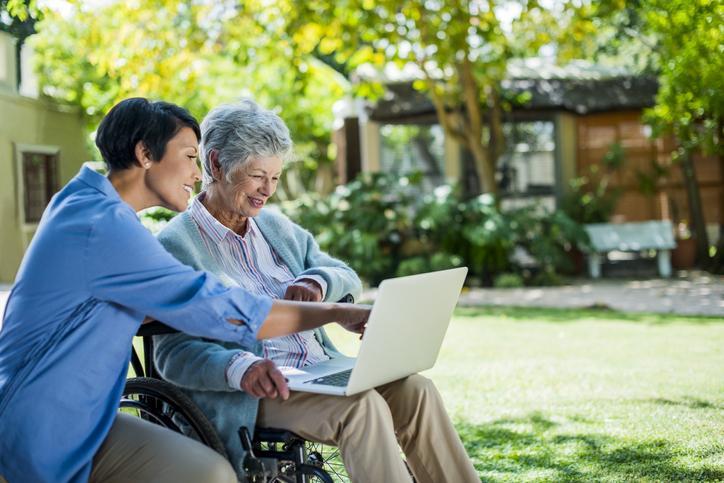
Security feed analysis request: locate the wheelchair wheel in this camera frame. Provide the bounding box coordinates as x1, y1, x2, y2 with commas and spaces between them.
304, 442, 349, 482
295, 464, 334, 483
120, 377, 228, 459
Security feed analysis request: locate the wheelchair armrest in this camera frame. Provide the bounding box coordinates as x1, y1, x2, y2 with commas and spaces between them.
136, 320, 176, 337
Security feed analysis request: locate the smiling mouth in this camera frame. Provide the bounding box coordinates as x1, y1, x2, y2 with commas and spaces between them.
183, 185, 193, 195
248, 197, 264, 208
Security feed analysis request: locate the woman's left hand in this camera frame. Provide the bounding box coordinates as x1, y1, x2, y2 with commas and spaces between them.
283, 279, 323, 302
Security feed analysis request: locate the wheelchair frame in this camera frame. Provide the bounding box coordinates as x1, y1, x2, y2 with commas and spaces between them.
123, 321, 343, 483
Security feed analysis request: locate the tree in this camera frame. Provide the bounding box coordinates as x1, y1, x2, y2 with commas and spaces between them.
10, 0, 347, 198
273, 0, 558, 197
642, 0, 723, 268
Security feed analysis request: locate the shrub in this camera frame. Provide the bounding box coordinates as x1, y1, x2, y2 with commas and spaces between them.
493, 273, 525, 288
281, 172, 590, 287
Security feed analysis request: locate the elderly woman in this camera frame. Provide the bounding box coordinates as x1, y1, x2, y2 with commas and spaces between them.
0, 98, 368, 483
153, 100, 479, 483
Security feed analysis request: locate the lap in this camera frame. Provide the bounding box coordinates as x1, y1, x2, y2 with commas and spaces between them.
256, 374, 436, 444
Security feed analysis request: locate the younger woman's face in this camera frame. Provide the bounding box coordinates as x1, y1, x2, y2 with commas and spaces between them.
145, 127, 201, 212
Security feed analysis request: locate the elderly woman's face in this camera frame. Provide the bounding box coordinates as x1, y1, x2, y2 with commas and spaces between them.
217, 155, 283, 218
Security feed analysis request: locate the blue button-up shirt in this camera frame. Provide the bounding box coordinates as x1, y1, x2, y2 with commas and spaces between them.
0, 166, 273, 483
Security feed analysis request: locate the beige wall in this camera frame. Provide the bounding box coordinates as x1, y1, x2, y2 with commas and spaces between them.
0, 93, 88, 283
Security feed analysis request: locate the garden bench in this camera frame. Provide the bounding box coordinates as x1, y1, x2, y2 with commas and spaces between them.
584, 220, 676, 278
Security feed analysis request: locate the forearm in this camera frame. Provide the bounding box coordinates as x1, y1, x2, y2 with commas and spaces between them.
255, 300, 345, 340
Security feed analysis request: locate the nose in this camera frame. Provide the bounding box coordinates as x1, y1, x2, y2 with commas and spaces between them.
259, 178, 272, 196
192, 162, 202, 182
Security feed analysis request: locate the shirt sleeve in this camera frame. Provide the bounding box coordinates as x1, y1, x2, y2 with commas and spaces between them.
85, 206, 272, 346
225, 351, 265, 391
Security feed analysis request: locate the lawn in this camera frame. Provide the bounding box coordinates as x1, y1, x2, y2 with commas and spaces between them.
326, 306, 724, 482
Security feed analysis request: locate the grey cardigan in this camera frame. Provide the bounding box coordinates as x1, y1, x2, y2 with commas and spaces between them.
153, 206, 362, 478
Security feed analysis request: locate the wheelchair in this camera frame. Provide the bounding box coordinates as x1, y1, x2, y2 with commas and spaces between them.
120, 321, 348, 483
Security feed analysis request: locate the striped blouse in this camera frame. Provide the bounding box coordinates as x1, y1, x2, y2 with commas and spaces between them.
188, 195, 330, 390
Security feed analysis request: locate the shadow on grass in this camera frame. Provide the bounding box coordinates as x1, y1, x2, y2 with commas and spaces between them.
458, 413, 723, 482
454, 306, 724, 325
641, 397, 724, 411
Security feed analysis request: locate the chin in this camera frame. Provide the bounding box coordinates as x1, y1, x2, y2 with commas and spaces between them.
162, 198, 189, 213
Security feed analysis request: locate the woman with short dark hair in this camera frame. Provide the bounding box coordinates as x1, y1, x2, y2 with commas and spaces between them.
0, 97, 369, 483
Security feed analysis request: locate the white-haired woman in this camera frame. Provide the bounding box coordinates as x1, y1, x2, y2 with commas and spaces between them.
153, 99, 479, 483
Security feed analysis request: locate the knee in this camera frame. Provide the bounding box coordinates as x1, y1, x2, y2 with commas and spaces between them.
399, 374, 439, 401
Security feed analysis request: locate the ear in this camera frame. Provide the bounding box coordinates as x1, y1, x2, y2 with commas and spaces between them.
208, 149, 223, 181
134, 141, 152, 169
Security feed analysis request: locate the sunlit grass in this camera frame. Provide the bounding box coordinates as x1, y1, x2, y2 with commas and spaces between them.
326, 306, 724, 482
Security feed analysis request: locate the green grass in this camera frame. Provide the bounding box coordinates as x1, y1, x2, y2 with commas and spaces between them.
326, 306, 724, 482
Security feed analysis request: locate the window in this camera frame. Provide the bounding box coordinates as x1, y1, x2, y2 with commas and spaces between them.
380, 124, 445, 190
20, 150, 59, 224
498, 120, 556, 197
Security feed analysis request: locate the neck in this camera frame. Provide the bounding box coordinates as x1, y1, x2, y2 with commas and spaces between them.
202, 188, 249, 235
108, 167, 156, 212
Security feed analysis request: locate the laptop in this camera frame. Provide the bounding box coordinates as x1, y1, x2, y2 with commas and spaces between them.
281, 267, 468, 396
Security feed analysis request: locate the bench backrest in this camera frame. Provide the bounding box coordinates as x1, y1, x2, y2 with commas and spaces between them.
584, 220, 676, 252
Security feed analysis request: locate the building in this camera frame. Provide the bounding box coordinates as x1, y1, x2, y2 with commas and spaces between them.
335, 59, 722, 242
0, 30, 89, 283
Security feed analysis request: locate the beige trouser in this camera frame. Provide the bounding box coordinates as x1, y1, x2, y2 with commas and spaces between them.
89, 413, 237, 483
258, 374, 479, 483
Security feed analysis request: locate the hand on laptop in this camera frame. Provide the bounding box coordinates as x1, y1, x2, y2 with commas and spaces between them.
241, 359, 290, 400
336, 304, 371, 334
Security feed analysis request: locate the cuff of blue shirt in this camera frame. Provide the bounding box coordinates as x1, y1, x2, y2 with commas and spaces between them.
226, 351, 265, 391
294, 275, 328, 300
226, 288, 274, 348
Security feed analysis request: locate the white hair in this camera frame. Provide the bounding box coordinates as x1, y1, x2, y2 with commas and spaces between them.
199, 99, 293, 188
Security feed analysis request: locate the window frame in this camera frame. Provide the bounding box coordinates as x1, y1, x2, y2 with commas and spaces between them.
14, 143, 61, 229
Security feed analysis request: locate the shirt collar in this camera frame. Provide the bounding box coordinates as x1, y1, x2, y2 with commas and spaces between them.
76, 164, 122, 201
190, 192, 257, 243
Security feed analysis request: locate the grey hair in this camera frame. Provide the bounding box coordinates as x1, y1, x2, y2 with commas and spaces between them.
199, 99, 293, 188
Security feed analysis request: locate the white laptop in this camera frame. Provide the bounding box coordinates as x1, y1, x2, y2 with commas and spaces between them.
281, 267, 468, 396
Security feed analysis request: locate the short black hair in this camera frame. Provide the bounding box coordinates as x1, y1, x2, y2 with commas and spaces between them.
95, 97, 201, 171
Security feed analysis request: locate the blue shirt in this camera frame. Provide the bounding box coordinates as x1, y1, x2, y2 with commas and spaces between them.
0, 166, 273, 483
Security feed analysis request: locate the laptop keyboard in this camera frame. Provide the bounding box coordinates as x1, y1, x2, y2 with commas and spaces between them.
305, 369, 352, 387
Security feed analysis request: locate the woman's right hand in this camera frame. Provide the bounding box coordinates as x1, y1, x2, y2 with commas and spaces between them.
336, 304, 371, 334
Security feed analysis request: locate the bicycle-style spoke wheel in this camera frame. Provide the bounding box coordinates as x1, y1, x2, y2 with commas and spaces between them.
120, 377, 228, 458
305, 442, 349, 482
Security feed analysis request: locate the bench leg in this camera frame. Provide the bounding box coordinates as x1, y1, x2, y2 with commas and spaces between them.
657, 249, 672, 278
588, 253, 602, 278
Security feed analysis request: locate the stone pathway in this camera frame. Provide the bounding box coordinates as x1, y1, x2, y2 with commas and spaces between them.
363, 271, 724, 317
2, 272, 723, 318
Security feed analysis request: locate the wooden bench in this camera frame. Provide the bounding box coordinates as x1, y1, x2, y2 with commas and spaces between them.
584, 221, 676, 278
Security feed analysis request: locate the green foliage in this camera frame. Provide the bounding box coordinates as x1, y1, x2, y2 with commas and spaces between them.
282, 172, 423, 284
642, 0, 723, 158
25, 1, 346, 198
282, 172, 589, 286
278, 0, 571, 195
493, 272, 524, 289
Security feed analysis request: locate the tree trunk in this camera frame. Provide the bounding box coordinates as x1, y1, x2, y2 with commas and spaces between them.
468, 138, 498, 196
680, 151, 709, 266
